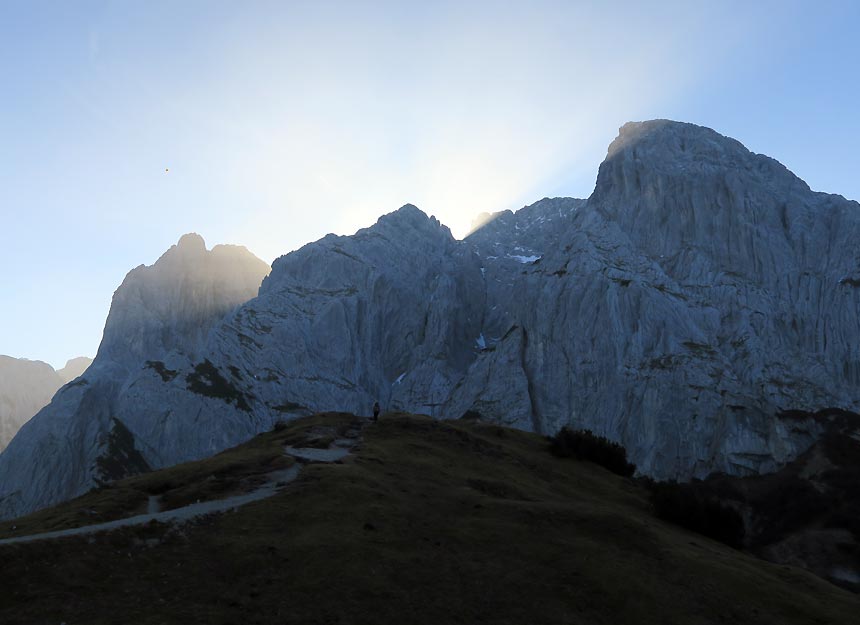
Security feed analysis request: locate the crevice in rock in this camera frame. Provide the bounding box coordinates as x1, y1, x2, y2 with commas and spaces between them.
519, 328, 542, 435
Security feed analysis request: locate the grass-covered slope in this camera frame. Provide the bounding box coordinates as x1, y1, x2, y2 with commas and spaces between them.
1, 413, 857, 624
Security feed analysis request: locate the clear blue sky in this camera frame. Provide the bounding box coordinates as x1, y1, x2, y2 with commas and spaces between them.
1, 0, 859, 368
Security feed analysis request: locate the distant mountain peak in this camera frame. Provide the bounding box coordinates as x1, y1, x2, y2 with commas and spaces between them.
57, 357, 93, 384
176, 232, 206, 251
0, 355, 92, 451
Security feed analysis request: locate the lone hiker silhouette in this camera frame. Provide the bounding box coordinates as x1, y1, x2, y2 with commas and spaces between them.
373, 401, 380, 422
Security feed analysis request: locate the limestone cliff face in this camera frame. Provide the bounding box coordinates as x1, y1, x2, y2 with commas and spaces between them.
0, 237, 269, 519
113, 205, 484, 469
2, 120, 859, 519
97, 233, 269, 368
452, 121, 859, 478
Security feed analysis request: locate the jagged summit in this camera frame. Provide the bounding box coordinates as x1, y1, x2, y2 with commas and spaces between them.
597, 119, 803, 194
155, 233, 207, 267
163, 234, 265, 267
372, 203, 452, 241
606, 119, 748, 161
175, 232, 206, 252
376, 203, 428, 227
97, 233, 269, 366
395, 202, 421, 213
586, 118, 847, 287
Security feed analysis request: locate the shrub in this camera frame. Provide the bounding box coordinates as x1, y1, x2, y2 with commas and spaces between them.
549, 427, 636, 477
272, 420, 289, 432
145, 360, 178, 382
649, 480, 745, 549
459, 410, 484, 421
185, 359, 251, 411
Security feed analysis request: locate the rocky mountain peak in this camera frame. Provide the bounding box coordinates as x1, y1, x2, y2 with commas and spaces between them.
373, 204, 452, 241
395, 202, 421, 213
597, 119, 801, 197
606, 119, 739, 158
585, 119, 835, 286
96, 235, 269, 367
158, 233, 209, 265
175, 232, 206, 252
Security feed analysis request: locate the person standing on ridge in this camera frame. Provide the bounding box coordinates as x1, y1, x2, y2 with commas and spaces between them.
373, 401, 380, 422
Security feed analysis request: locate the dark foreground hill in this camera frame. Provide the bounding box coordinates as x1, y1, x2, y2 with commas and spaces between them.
1, 413, 857, 625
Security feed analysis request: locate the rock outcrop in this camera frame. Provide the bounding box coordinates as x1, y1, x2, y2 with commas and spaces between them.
2, 120, 859, 519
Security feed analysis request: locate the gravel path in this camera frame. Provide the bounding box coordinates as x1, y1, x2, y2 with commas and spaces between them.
0, 430, 362, 547
284, 445, 351, 462
0, 465, 300, 547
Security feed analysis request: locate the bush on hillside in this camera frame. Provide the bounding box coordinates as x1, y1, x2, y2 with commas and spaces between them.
649, 480, 745, 549
459, 410, 484, 421
549, 427, 636, 477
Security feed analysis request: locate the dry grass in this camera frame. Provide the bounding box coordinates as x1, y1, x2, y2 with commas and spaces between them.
0, 412, 857, 624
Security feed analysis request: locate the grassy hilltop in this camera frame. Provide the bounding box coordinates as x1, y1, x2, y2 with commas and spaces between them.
1, 412, 857, 624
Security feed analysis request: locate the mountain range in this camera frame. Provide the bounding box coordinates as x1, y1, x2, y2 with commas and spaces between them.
0, 355, 91, 451
1, 119, 859, 521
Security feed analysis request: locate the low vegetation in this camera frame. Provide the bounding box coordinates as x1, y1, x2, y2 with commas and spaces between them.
1, 413, 857, 624
185, 359, 251, 411
647, 480, 745, 549
145, 360, 179, 382
94, 418, 152, 484
548, 426, 636, 476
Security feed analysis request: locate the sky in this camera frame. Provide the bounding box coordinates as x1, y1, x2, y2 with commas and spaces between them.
1, 0, 859, 369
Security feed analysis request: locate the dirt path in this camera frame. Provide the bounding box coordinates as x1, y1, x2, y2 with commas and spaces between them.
0, 434, 362, 547
0, 465, 301, 547
284, 444, 352, 462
